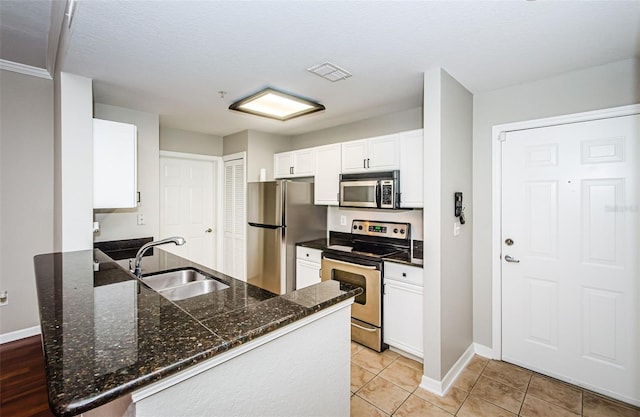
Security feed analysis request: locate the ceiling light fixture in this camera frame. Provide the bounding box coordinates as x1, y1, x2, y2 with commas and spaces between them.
229, 87, 325, 121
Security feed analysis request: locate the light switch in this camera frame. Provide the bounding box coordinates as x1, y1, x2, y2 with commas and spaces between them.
453, 222, 461, 237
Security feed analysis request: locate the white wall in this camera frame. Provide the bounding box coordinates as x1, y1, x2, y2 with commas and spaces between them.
247, 130, 291, 182
93, 104, 160, 243
223, 130, 248, 156
0, 69, 54, 335
439, 71, 473, 374
55, 72, 94, 252
290, 107, 422, 150
160, 127, 223, 156
422, 67, 473, 384
472, 58, 640, 349
327, 207, 423, 240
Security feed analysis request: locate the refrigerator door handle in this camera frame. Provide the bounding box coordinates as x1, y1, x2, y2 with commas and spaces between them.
248, 222, 281, 229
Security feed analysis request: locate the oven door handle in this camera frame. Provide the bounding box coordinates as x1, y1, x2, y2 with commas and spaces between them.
324, 258, 378, 270
351, 322, 377, 332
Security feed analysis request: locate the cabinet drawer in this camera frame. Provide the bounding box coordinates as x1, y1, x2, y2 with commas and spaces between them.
296, 246, 322, 263
384, 262, 422, 286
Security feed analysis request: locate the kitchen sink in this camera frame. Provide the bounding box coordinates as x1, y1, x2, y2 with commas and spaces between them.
141, 268, 229, 301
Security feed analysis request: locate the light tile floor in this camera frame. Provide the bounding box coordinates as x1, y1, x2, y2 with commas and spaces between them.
350, 342, 640, 417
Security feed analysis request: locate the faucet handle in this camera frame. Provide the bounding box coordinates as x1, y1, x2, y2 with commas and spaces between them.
128, 258, 133, 272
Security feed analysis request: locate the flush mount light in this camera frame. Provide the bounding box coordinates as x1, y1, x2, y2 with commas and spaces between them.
229, 87, 325, 121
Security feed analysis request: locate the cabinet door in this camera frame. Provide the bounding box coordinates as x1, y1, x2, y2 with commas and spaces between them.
274, 152, 294, 178
368, 134, 399, 171
296, 259, 321, 289
383, 279, 423, 358
292, 149, 315, 177
314, 144, 341, 205
341, 139, 368, 173
93, 119, 137, 208
398, 129, 423, 208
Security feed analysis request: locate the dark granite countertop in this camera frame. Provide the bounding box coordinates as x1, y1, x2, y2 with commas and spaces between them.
383, 252, 424, 268
296, 238, 329, 251
33, 249, 361, 417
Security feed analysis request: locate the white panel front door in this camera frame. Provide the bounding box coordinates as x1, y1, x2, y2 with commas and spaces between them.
160, 156, 216, 269
501, 114, 639, 405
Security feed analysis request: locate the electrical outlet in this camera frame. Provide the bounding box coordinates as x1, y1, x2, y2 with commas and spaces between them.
340, 215, 347, 226
0, 290, 8, 306
137, 213, 145, 225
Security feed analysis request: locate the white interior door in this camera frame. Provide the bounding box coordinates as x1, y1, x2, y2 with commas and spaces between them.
160, 155, 217, 269
501, 114, 639, 405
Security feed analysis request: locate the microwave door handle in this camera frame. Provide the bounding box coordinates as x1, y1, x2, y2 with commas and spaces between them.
375, 181, 381, 208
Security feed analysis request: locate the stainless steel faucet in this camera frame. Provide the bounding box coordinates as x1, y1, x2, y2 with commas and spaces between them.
133, 237, 186, 277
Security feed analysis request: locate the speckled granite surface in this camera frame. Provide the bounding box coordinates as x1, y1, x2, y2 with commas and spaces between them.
33, 249, 361, 417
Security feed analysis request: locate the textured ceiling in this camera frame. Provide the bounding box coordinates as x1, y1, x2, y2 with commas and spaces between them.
4, 1, 640, 137
0, 0, 51, 69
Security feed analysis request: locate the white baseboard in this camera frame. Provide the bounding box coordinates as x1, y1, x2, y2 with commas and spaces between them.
0, 325, 41, 344
419, 343, 475, 397
473, 343, 494, 359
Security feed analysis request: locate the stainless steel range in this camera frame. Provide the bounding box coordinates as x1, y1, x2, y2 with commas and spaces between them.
321, 220, 411, 351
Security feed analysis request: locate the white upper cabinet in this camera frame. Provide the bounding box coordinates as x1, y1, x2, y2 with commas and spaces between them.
274, 149, 315, 178
93, 118, 137, 209
341, 134, 399, 173
398, 129, 423, 208
314, 143, 341, 205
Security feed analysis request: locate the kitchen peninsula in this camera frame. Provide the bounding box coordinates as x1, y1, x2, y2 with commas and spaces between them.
33, 249, 361, 417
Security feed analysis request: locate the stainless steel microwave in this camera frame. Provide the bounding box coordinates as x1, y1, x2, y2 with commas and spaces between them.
339, 171, 400, 209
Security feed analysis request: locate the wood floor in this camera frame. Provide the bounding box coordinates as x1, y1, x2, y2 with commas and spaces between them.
0, 336, 55, 417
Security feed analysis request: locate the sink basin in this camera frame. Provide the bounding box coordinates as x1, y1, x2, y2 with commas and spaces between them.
141, 268, 229, 300
142, 268, 209, 291
159, 279, 229, 301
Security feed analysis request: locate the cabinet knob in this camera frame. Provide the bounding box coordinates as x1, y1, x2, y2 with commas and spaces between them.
402, 272, 406, 277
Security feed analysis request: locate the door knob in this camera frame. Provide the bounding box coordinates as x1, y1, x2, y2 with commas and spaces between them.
504, 255, 520, 263
205, 228, 213, 233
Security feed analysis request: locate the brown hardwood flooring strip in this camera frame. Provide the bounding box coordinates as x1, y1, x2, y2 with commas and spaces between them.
0, 335, 55, 417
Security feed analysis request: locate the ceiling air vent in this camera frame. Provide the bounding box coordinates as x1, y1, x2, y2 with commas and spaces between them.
307, 62, 352, 82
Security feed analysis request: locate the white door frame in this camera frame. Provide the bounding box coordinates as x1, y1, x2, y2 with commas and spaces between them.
490, 104, 640, 360
159, 151, 224, 269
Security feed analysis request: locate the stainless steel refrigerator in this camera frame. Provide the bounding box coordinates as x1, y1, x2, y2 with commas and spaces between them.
247, 180, 327, 294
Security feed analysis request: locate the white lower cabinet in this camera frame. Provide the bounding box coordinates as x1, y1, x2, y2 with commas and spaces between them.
383, 262, 423, 358
296, 246, 322, 289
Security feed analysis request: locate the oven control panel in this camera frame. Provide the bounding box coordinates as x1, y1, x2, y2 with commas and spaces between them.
352, 220, 410, 240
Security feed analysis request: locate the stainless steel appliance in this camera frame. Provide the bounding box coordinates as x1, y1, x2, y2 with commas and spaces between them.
247, 180, 327, 294
321, 220, 411, 351
339, 170, 400, 209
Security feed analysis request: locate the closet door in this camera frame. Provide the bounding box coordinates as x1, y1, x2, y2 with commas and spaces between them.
223, 156, 246, 280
